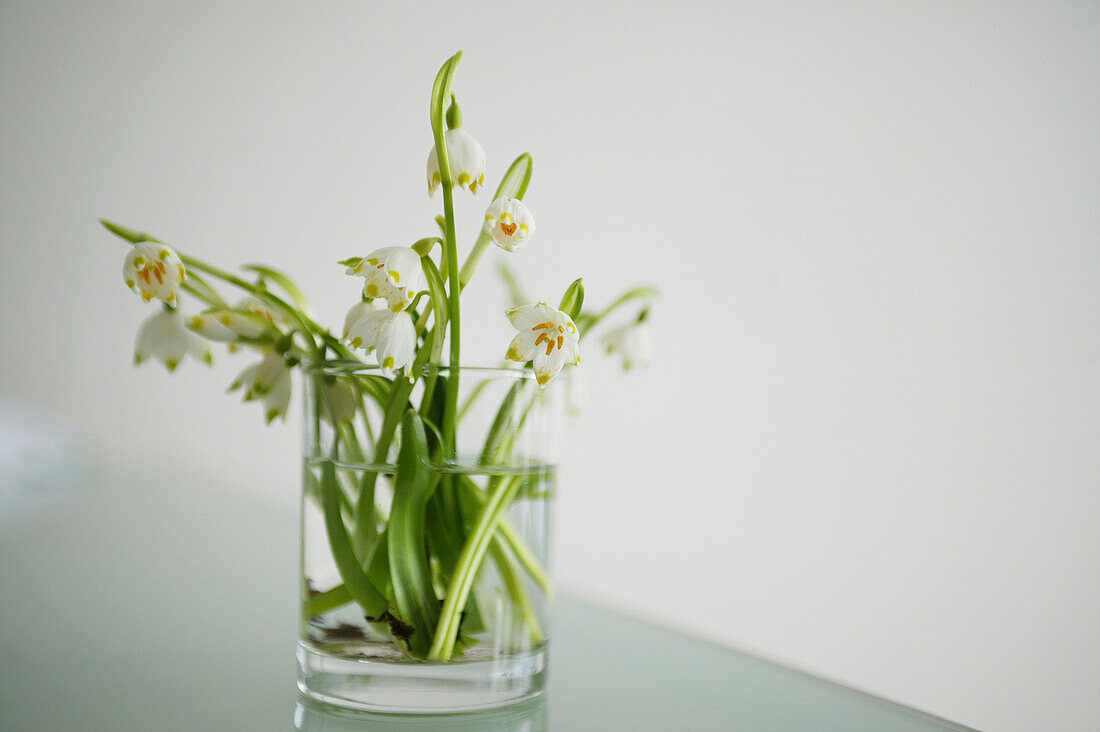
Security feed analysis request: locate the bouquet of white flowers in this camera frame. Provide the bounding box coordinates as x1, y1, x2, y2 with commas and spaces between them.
102, 51, 655, 711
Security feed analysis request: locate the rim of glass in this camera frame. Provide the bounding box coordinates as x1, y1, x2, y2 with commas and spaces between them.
306, 359, 538, 381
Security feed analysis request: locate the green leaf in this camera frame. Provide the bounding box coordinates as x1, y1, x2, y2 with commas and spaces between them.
426, 486, 486, 635
180, 271, 228, 309
480, 380, 524, 465
242, 264, 311, 313
493, 153, 534, 202
386, 410, 442, 658
558, 277, 585, 321
420, 256, 449, 334
320, 459, 388, 619
578, 284, 660, 338
99, 218, 158, 244
430, 51, 463, 144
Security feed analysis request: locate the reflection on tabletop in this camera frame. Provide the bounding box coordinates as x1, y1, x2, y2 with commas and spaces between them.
294, 693, 547, 731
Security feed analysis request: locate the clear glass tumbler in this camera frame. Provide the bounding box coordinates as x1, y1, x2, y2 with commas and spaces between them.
298, 363, 562, 713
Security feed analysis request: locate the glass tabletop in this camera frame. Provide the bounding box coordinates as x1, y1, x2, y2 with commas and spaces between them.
0, 455, 975, 731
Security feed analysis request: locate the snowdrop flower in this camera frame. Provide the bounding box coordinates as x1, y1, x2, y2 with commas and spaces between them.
234, 296, 287, 328
346, 247, 421, 313
133, 308, 212, 371
341, 299, 386, 339
601, 321, 652, 371
505, 302, 580, 387
123, 242, 186, 305
427, 128, 486, 195
321, 378, 359, 425
483, 197, 535, 253
189, 297, 285, 341
229, 350, 292, 424
345, 308, 417, 378
185, 313, 238, 342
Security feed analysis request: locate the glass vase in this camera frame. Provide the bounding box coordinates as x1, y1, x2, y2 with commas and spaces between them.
297, 363, 562, 713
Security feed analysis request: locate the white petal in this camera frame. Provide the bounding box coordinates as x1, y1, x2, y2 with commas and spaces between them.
427, 128, 486, 195
213, 310, 271, 339
186, 313, 237, 342
322, 379, 358, 424
229, 362, 258, 393
374, 311, 416, 375
346, 309, 391, 351
342, 301, 375, 338
484, 197, 535, 253
123, 242, 185, 304
261, 368, 292, 423
506, 303, 545, 330
133, 309, 202, 371
252, 351, 286, 394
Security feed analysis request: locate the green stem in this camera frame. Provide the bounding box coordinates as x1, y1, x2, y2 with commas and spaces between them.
428, 474, 522, 661
304, 583, 352, 618
459, 476, 551, 598
489, 537, 544, 645
350, 379, 410, 555
577, 285, 659, 336
441, 166, 460, 457
428, 53, 462, 458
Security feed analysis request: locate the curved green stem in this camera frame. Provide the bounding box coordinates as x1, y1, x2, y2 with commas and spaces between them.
489, 537, 544, 645
428, 474, 521, 661
459, 476, 551, 598
577, 285, 659, 336
304, 583, 352, 618
429, 53, 463, 458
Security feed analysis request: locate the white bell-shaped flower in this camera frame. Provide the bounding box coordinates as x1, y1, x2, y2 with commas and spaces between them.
123, 242, 186, 305
234, 296, 288, 328
133, 308, 212, 371
342, 300, 387, 339
260, 369, 292, 424
345, 308, 417, 378
427, 128, 486, 195
228, 350, 292, 423
185, 313, 238, 342
483, 197, 535, 253
321, 378, 359, 425
346, 247, 421, 313
504, 302, 581, 387
601, 321, 652, 371
190, 297, 285, 341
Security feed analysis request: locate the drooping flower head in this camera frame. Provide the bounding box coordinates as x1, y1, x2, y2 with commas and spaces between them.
427, 128, 486, 195
346, 247, 421, 313
601, 321, 652, 371
320, 378, 359, 425
134, 308, 212, 371
228, 350, 292, 424
345, 308, 417, 378
123, 242, 185, 305
484, 197, 535, 253
187, 296, 286, 343
342, 299, 396, 339
505, 302, 580, 387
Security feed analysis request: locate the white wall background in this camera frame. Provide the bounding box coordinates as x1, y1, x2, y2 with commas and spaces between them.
2, 2, 1097, 730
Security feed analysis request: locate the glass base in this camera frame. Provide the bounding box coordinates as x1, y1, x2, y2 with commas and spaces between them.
296, 643, 548, 714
